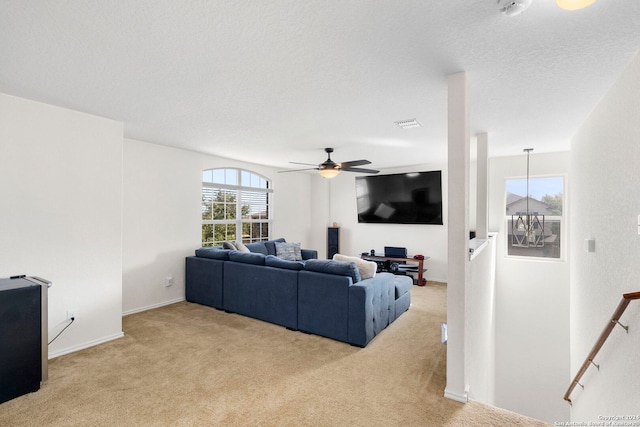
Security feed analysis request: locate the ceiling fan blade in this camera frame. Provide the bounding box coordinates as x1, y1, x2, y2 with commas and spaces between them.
339, 159, 371, 168
289, 161, 319, 166
278, 167, 319, 173
285, 149, 378, 176
341, 167, 379, 174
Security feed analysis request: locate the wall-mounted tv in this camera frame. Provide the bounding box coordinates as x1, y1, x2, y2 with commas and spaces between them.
355, 171, 443, 225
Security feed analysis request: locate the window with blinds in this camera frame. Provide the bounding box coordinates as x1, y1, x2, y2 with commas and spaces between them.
201, 168, 272, 247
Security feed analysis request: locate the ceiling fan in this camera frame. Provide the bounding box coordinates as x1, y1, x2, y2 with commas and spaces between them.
497, 0, 595, 16
279, 148, 379, 179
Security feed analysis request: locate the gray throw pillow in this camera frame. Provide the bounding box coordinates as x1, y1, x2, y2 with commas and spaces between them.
264, 238, 286, 256
275, 242, 302, 261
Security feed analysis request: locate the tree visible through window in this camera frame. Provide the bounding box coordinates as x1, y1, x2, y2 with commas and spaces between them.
505, 176, 564, 259
201, 168, 272, 246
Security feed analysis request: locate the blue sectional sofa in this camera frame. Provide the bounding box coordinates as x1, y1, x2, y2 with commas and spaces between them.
185, 238, 412, 347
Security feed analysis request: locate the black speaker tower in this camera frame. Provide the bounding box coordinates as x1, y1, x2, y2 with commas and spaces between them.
327, 227, 340, 259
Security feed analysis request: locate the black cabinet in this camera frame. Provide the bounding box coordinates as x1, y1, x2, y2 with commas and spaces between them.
0, 277, 46, 404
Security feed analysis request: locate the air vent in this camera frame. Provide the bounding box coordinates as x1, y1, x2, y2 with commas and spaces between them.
395, 118, 421, 129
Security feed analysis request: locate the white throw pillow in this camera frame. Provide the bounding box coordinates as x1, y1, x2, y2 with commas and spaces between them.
234, 241, 251, 253
332, 254, 377, 280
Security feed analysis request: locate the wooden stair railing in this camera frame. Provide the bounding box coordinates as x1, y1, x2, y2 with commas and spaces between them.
564, 291, 640, 404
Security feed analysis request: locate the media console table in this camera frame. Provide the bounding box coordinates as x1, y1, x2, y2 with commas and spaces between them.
361, 254, 429, 286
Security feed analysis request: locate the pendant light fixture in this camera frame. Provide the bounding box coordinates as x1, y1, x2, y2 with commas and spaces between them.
556, 0, 596, 11
511, 148, 545, 248
318, 167, 341, 179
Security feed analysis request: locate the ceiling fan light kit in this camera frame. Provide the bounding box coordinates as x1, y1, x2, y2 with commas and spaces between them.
280, 147, 379, 179
555, 0, 596, 11
319, 167, 341, 179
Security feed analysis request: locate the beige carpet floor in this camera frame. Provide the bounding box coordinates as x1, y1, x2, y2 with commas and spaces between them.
0, 282, 550, 426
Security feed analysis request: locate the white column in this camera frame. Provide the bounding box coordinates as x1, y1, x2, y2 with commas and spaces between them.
476, 133, 488, 240
445, 71, 470, 403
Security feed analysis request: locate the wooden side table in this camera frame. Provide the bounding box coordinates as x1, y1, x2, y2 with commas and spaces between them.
361, 254, 429, 286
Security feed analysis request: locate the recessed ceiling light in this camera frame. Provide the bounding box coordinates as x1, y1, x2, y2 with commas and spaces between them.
395, 118, 421, 129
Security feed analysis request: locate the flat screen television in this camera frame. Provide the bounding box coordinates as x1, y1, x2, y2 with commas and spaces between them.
355, 171, 443, 225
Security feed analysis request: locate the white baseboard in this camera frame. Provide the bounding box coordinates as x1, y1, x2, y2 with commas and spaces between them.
444, 388, 469, 403
122, 297, 185, 316
48, 331, 125, 359
47, 298, 186, 359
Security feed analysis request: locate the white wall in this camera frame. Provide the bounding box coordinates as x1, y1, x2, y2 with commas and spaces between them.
310, 164, 448, 282
268, 164, 313, 246
466, 235, 497, 404
0, 92, 316, 355
489, 152, 570, 423
122, 139, 313, 314
569, 52, 640, 421
122, 139, 201, 314
0, 93, 124, 357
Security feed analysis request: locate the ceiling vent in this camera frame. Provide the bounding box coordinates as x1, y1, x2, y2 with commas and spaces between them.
497, 0, 532, 16
395, 118, 421, 129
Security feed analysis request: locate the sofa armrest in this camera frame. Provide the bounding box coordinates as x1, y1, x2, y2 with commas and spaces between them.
298, 271, 394, 347
301, 249, 318, 260
185, 256, 224, 309
348, 273, 395, 347
298, 271, 351, 342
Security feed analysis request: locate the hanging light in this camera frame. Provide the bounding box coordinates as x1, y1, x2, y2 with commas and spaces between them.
317, 151, 341, 178
556, 0, 596, 11
318, 166, 340, 179
511, 148, 545, 248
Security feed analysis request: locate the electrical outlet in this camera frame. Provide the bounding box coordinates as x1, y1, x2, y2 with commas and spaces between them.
164, 276, 174, 287
67, 308, 77, 321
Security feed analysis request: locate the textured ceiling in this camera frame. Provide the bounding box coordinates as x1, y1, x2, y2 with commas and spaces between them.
1, 1, 639, 170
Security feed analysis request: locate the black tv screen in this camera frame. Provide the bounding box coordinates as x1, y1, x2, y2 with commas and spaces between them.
355, 171, 443, 225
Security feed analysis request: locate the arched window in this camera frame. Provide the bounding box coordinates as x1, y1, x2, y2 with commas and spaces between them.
201, 168, 272, 247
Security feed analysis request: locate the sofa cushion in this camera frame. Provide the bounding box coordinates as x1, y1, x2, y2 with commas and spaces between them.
304, 259, 361, 283
264, 238, 286, 256
245, 241, 268, 255
333, 254, 377, 280
228, 250, 266, 265
195, 248, 231, 260
265, 255, 305, 270
394, 275, 413, 298
222, 241, 237, 250
300, 249, 318, 260
275, 242, 302, 261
